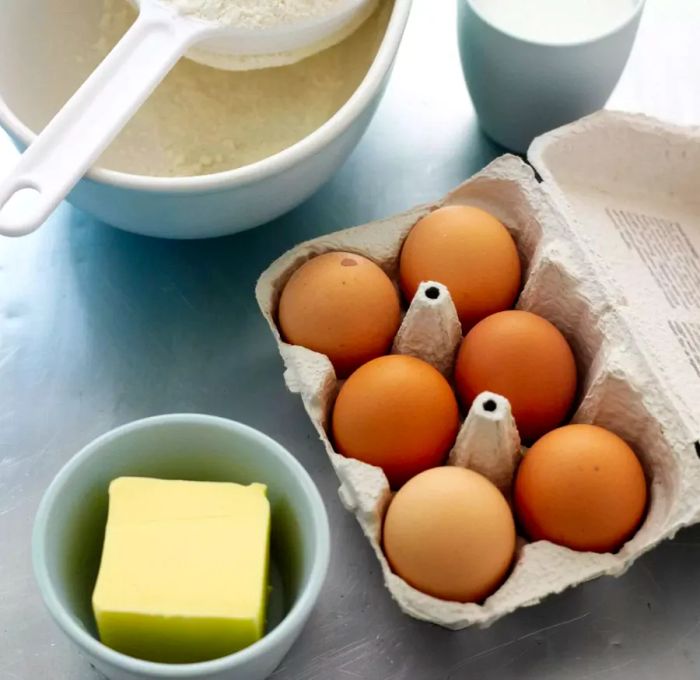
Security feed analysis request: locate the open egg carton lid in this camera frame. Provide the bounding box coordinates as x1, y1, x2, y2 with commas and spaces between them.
256, 110, 700, 628
528, 111, 700, 440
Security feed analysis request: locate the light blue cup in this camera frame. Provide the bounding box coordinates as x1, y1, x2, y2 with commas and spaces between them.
32, 415, 330, 680
457, 0, 645, 153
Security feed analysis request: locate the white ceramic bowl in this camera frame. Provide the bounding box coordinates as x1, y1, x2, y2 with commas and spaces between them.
0, 0, 411, 239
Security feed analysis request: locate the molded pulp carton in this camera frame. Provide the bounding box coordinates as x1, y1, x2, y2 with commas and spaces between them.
256, 111, 700, 628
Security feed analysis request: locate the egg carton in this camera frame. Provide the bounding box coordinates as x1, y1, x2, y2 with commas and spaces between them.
255, 111, 700, 629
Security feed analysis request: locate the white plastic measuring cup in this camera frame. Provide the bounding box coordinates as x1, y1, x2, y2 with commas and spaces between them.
0, 0, 374, 237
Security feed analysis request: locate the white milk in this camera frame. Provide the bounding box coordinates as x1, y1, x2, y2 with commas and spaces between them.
470, 0, 639, 43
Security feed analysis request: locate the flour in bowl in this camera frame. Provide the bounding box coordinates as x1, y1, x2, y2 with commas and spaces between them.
77, 0, 391, 176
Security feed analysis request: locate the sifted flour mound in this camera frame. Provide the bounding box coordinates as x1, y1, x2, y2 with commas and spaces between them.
162, 0, 381, 70
165, 0, 349, 29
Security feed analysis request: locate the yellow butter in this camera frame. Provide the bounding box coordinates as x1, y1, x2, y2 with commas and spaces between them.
92, 477, 270, 663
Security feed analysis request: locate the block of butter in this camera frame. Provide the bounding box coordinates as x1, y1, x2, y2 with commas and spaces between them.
92, 477, 271, 663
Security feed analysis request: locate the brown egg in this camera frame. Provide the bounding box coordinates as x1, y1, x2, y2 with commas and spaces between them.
399, 205, 521, 330
383, 467, 516, 602
278, 252, 401, 377
332, 355, 459, 487
514, 424, 648, 552
454, 310, 577, 443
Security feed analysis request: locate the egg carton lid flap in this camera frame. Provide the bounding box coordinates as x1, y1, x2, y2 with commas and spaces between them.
528, 110, 700, 439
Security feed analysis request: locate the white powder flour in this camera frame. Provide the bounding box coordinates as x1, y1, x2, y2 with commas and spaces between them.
82, 0, 391, 176
163, 0, 350, 29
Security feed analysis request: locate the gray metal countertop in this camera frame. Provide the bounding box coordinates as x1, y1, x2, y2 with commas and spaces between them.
2, 1, 699, 678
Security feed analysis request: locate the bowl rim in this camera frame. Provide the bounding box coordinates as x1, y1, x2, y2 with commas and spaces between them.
462, 0, 645, 49
0, 0, 412, 195
31, 414, 331, 677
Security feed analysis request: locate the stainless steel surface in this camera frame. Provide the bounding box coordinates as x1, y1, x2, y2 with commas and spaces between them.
1, 1, 699, 678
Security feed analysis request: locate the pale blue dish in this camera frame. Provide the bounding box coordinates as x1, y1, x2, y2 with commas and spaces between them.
32, 414, 331, 680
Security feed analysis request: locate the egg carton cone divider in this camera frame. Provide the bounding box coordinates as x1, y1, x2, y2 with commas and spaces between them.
256, 111, 700, 628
